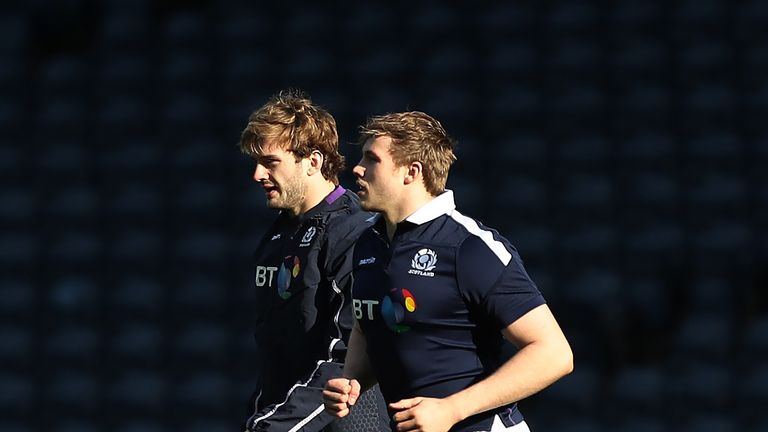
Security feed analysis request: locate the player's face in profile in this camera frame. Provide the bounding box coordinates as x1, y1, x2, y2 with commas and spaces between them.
252, 140, 307, 214
353, 136, 403, 214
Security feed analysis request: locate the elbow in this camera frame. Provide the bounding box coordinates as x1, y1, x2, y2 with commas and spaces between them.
560, 342, 574, 377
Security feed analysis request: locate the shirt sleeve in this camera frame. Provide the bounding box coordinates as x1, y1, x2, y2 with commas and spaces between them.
456, 235, 545, 330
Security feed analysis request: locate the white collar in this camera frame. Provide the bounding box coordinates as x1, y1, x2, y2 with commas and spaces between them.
404, 190, 456, 225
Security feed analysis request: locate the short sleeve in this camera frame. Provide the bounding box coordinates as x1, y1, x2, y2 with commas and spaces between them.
456, 235, 545, 330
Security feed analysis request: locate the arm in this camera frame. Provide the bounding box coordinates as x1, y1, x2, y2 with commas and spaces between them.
390, 304, 573, 432
323, 320, 377, 418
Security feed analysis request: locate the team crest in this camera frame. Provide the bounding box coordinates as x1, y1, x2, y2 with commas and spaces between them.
409, 248, 437, 277
299, 227, 316, 246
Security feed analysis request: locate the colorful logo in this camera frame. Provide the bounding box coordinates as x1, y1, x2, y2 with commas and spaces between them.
381, 288, 417, 333
277, 256, 301, 299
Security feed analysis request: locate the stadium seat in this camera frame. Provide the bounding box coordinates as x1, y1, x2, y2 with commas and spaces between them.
558, 174, 614, 213
687, 277, 734, 317
0, 186, 36, 223
0, 277, 34, 317
37, 97, 86, 135
172, 273, 226, 312
618, 130, 676, 167
680, 414, 736, 432
96, 95, 150, 133
111, 274, 164, 315
734, 364, 768, 424
45, 370, 98, 411
115, 419, 164, 432
0, 421, 31, 432
106, 183, 163, 222
609, 365, 664, 415
535, 364, 600, 416
51, 420, 98, 432
98, 139, 163, 178
99, 55, 151, 92
109, 370, 166, 412
183, 419, 229, 432
624, 172, 680, 210
46, 185, 98, 221
610, 37, 666, 75
556, 134, 609, 168
174, 372, 230, 412
163, 11, 209, 49
162, 52, 212, 91
624, 221, 685, 260
666, 361, 732, 415
547, 39, 600, 76
172, 230, 231, 267
0, 230, 37, 267
685, 133, 744, 166
671, 315, 731, 362
45, 324, 100, 365
109, 228, 163, 265
494, 133, 547, 170
484, 43, 536, 79
612, 417, 666, 432
740, 316, 768, 362
172, 323, 229, 364
48, 230, 102, 266
0, 373, 33, 412
492, 175, 547, 215
110, 322, 163, 365
99, 14, 151, 52
38, 56, 86, 94
0, 325, 31, 365
0, 98, 23, 136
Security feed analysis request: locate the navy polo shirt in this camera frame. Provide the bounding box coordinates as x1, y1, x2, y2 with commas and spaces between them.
352, 191, 545, 432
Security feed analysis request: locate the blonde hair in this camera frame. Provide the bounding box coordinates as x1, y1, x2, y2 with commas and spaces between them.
359, 111, 456, 196
240, 89, 344, 184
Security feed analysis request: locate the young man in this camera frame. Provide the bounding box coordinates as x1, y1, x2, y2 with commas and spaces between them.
323, 112, 573, 432
240, 90, 389, 432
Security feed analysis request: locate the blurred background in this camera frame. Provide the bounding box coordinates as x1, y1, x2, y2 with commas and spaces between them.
1, 0, 767, 431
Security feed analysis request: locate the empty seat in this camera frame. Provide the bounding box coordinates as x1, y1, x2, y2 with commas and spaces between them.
115, 419, 164, 432
558, 224, 618, 260
46, 186, 98, 220
536, 365, 601, 415
111, 275, 164, 315
612, 417, 666, 432
96, 96, 150, 132
0, 186, 36, 223
174, 372, 230, 411
619, 84, 671, 116
666, 362, 732, 414
618, 131, 676, 167
163, 11, 209, 49
735, 364, 768, 423
688, 277, 733, 317
740, 316, 768, 361
45, 370, 98, 410
37, 97, 87, 134
110, 228, 163, 264
173, 230, 231, 266
109, 370, 166, 411
672, 315, 731, 361
624, 222, 685, 258
494, 175, 547, 213
547, 39, 600, 75
38, 56, 87, 94
495, 133, 546, 168
421, 46, 474, 80
611, 37, 666, 74
693, 221, 751, 258
172, 273, 226, 311
99, 55, 151, 92
161, 52, 212, 89
624, 172, 680, 210
49, 230, 102, 265
283, 48, 335, 83
52, 420, 98, 432
556, 134, 609, 167
0, 277, 34, 316
173, 323, 229, 363
0, 230, 37, 266
484, 43, 536, 79
0, 325, 31, 364
98, 139, 163, 176
558, 174, 613, 212
0, 373, 33, 411
107, 184, 163, 221
162, 94, 211, 130
111, 322, 163, 365
609, 365, 664, 414
685, 133, 744, 165
680, 414, 736, 432
45, 325, 100, 365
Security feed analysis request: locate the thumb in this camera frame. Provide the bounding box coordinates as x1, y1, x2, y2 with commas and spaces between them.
348, 379, 362, 405
388, 397, 424, 411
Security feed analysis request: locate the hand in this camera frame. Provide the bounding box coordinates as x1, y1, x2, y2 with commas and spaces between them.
389, 397, 462, 432
323, 378, 361, 418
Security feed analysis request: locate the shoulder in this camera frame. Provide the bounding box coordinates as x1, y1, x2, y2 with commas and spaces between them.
444, 210, 514, 266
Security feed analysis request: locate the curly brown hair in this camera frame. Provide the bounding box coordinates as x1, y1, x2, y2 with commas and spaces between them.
358, 111, 456, 196
240, 90, 344, 184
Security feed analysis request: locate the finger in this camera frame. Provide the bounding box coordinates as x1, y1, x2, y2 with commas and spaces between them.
325, 378, 352, 393
394, 418, 418, 432
391, 408, 414, 423
322, 389, 348, 403
348, 379, 362, 405
389, 397, 423, 410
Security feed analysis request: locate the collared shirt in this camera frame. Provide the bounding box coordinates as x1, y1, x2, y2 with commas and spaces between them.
352, 190, 545, 432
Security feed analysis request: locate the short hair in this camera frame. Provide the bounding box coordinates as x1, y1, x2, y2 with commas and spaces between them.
240, 89, 344, 184
358, 111, 456, 196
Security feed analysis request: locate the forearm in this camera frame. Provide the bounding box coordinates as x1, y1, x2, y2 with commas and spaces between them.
445, 331, 573, 422
342, 321, 378, 391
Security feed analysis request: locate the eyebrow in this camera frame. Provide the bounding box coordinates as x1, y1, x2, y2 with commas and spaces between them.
364, 150, 380, 160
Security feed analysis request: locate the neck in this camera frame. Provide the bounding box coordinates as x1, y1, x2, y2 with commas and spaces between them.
295, 179, 337, 217
383, 188, 435, 240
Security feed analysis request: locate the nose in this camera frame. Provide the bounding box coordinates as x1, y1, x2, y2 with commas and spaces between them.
352, 164, 364, 178
253, 163, 268, 182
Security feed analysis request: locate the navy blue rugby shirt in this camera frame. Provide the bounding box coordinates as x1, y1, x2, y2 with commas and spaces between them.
247, 186, 379, 431
352, 190, 545, 432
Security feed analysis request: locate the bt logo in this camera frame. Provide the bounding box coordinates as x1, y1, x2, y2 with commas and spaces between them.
255, 266, 278, 287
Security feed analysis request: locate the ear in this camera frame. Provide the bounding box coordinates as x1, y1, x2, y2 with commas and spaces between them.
403, 161, 423, 185
306, 150, 324, 176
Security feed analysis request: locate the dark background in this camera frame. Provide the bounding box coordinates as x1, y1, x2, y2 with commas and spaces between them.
2, 1, 767, 431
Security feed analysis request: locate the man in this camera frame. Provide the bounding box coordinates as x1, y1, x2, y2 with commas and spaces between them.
323, 112, 573, 432
240, 90, 389, 432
